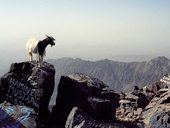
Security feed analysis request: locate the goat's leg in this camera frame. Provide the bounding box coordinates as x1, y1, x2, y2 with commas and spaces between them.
29, 52, 33, 61
41, 55, 44, 65
38, 55, 41, 67
39, 55, 44, 67
40, 56, 43, 67
36, 54, 39, 63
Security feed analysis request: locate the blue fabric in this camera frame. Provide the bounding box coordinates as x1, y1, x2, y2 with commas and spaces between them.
0, 108, 25, 128
0, 104, 36, 128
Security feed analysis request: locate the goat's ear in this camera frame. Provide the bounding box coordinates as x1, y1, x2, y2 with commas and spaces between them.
52, 37, 55, 41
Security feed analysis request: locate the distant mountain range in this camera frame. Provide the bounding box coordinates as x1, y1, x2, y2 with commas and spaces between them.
47, 56, 170, 94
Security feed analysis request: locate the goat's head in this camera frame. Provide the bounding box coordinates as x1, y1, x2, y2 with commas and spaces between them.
45, 34, 55, 47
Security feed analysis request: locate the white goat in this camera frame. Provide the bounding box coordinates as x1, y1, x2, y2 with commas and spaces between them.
26, 35, 55, 67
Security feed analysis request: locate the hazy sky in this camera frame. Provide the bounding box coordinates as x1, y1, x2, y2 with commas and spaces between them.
0, 0, 170, 67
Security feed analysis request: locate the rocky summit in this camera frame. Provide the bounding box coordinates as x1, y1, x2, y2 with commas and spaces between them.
0, 61, 55, 128
1, 61, 170, 128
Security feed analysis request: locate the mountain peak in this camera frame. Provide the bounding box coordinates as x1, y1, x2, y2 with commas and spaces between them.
150, 56, 169, 63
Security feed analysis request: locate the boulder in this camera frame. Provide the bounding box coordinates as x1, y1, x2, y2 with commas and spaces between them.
131, 90, 149, 108
149, 110, 170, 128
125, 93, 138, 101
51, 73, 119, 126
65, 107, 126, 128
159, 92, 170, 104
145, 82, 168, 95
87, 97, 113, 121
156, 88, 169, 97
66, 107, 143, 128
0, 61, 55, 127
117, 88, 149, 122
119, 100, 131, 104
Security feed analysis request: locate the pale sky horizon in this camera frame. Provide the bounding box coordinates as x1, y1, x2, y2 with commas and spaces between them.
0, 0, 170, 69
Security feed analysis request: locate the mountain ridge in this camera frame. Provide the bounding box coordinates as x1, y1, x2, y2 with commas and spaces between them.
47, 56, 170, 95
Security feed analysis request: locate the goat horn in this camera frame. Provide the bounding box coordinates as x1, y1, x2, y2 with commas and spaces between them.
45, 34, 49, 38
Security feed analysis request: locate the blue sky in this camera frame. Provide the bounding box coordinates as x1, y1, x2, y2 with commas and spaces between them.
0, 0, 170, 67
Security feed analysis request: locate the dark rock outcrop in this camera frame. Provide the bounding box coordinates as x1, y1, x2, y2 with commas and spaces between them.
0, 61, 55, 127
51, 73, 119, 126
